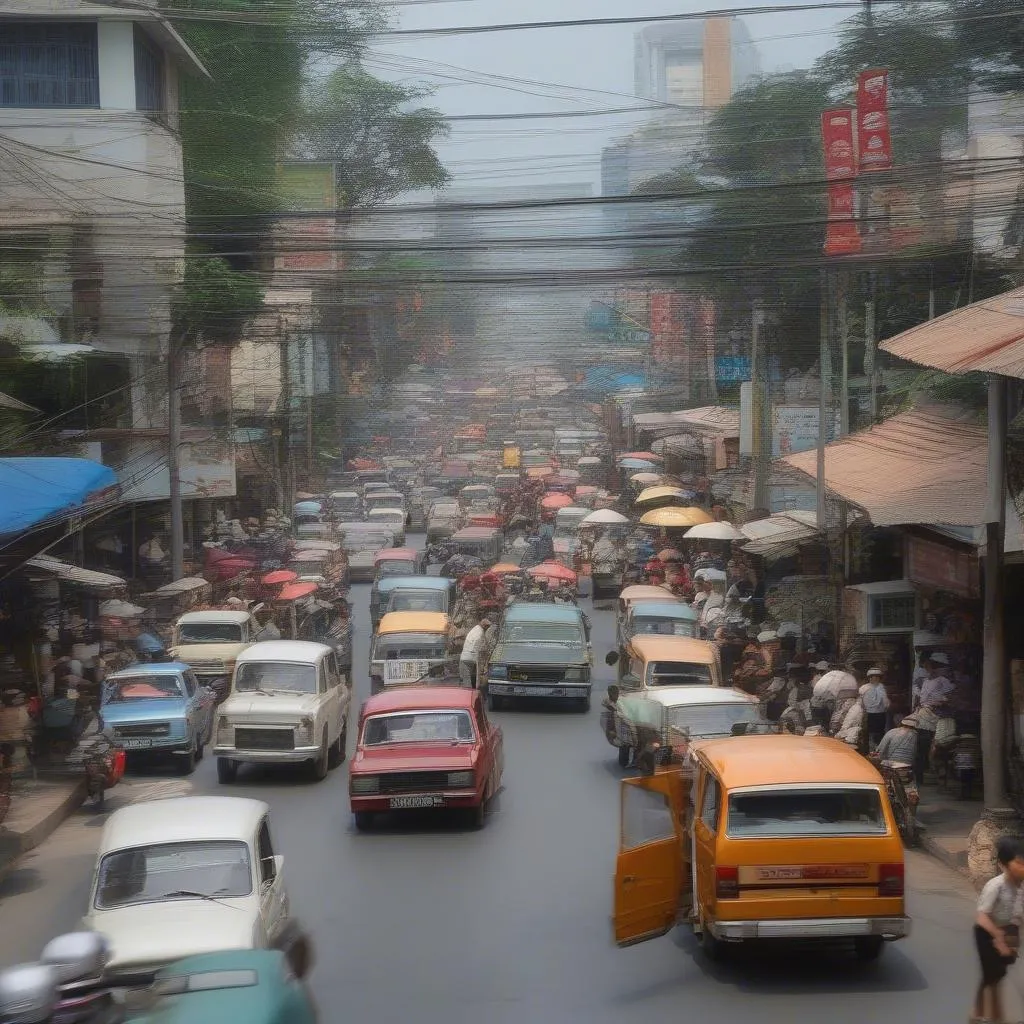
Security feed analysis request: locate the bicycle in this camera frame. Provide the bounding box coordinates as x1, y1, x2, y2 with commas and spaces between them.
879, 760, 919, 847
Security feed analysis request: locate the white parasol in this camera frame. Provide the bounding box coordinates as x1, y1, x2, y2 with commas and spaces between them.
99, 599, 145, 618
580, 509, 629, 526
683, 521, 744, 541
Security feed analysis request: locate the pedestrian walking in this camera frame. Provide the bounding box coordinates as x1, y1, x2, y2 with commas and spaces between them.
972, 836, 1024, 1023
460, 617, 489, 689
861, 667, 890, 751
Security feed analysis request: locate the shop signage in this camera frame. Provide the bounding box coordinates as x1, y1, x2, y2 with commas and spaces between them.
771, 405, 839, 457
821, 107, 862, 256
857, 69, 893, 172
117, 437, 237, 502
907, 535, 979, 597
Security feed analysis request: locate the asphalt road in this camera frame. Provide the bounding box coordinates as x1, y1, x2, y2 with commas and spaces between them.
0, 550, 1016, 1023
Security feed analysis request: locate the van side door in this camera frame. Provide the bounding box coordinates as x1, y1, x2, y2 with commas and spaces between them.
692, 768, 722, 924
613, 772, 687, 947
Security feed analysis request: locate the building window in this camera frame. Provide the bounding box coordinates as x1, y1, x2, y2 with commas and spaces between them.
133, 26, 164, 113
0, 23, 99, 108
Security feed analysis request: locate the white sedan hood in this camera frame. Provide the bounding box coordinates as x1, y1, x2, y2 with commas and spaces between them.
220, 692, 320, 718
88, 898, 258, 968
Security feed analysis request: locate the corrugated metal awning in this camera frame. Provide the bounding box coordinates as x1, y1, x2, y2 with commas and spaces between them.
24, 555, 125, 591
879, 285, 1024, 377
781, 406, 987, 527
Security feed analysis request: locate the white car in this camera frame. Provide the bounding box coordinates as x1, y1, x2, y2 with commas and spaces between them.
84, 796, 290, 973
213, 641, 350, 784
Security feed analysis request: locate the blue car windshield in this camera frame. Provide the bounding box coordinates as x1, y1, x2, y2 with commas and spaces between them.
106, 677, 184, 701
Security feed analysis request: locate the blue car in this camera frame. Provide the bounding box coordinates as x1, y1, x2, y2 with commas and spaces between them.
101, 662, 215, 775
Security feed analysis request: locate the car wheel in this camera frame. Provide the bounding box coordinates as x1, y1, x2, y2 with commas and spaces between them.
178, 738, 197, 776
354, 811, 374, 832
578, 695, 591, 713
700, 926, 728, 962
217, 757, 238, 784
311, 729, 329, 781
853, 936, 885, 961
468, 802, 485, 830
195, 730, 205, 762
327, 727, 343, 769
338, 718, 348, 763
618, 745, 631, 768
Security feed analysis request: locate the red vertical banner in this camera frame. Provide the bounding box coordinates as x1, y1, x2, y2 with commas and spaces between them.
857, 69, 893, 172
821, 108, 861, 256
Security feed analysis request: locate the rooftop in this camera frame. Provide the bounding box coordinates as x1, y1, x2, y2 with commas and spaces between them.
377, 611, 449, 634
235, 640, 332, 663
628, 636, 718, 663
696, 734, 884, 789
363, 686, 476, 715
100, 797, 269, 852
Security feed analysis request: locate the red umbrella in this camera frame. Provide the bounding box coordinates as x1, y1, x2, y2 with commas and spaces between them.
540, 492, 574, 510
278, 581, 318, 601
527, 560, 578, 584
262, 569, 298, 586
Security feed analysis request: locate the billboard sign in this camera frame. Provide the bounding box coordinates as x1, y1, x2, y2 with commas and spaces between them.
821, 108, 862, 256
117, 437, 236, 502
857, 70, 893, 172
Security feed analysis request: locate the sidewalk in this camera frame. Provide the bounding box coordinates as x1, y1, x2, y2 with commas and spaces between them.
915, 781, 984, 882
0, 776, 86, 883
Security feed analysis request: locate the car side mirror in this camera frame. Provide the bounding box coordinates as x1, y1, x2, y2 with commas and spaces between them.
605, 651, 619, 666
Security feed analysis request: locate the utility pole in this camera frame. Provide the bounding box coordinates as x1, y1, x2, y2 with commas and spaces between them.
751, 299, 770, 511
865, 271, 878, 420
838, 274, 850, 436
817, 270, 830, 529
982, 375, 1008, 810
168, 334, 184, 580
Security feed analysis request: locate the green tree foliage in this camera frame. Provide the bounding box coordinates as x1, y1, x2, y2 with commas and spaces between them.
297, 63, 450, 208
952, 0, 1024, 93
176, 256, 264, 341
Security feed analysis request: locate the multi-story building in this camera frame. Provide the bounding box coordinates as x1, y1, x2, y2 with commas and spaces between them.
0, 0, 207, 428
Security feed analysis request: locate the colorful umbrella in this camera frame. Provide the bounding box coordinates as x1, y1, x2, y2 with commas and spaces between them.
630, 472, 663, 486
618, 458, 659, 471
490, 563, 522, 575
635, 486, 692, 505
527, 560, 578, 584
639, 506, 714, 527
262, 569, 298, 586
277, 581, 318, 601
619, 451, 662, 463
540, 492, 574, 510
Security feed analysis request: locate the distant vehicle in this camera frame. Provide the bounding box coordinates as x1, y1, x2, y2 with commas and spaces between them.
607, 635, 724, 694
621, 600, 699, 645
337, 524, 397, 582
367, 507, 407, 546
484, 601, 592, 712
349, 685, 503, 831
370, 575, 454, 630
84, 796, 292, 973
169, 610, 257, 705
101, 662, 215, 775
214, 641, 351, 784
328, 490, 362, 522
369, 611, 453, 695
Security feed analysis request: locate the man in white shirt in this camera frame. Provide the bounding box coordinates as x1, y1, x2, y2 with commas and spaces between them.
460, 618, 490, 688
861, 667, 891, 750
913, 651, 952, 784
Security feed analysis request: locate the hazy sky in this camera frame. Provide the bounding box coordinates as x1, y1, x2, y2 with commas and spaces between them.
367, 0, 851, 193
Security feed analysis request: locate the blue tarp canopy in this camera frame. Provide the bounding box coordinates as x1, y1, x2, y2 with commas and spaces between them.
581, 365, 647, 394
0, 458, 117, 537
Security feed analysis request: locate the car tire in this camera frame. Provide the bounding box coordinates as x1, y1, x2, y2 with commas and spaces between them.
618, 745, 632, 768
179, 738, 197, 776
311, 729, 329, 781
578, 695, 591, 713
195, 731, 205, 762
700, 926, 728, 962
468, 802, 485, 830
338, 718, 348, 763
853, 936, 885, 961
217, 757, 238, 784
354, 811, 373, 832
327, 727, 343, 769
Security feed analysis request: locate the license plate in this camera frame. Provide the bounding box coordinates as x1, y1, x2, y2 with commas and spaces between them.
389, 794, 444, 809
384, 660, 429, 684
743, 864, 871, 883
121, 738, 154, 750
513, 685, 557, 696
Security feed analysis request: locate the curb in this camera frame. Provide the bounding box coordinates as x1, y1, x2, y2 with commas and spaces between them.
917, 823, 973, 882
0, 780, 88, 884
